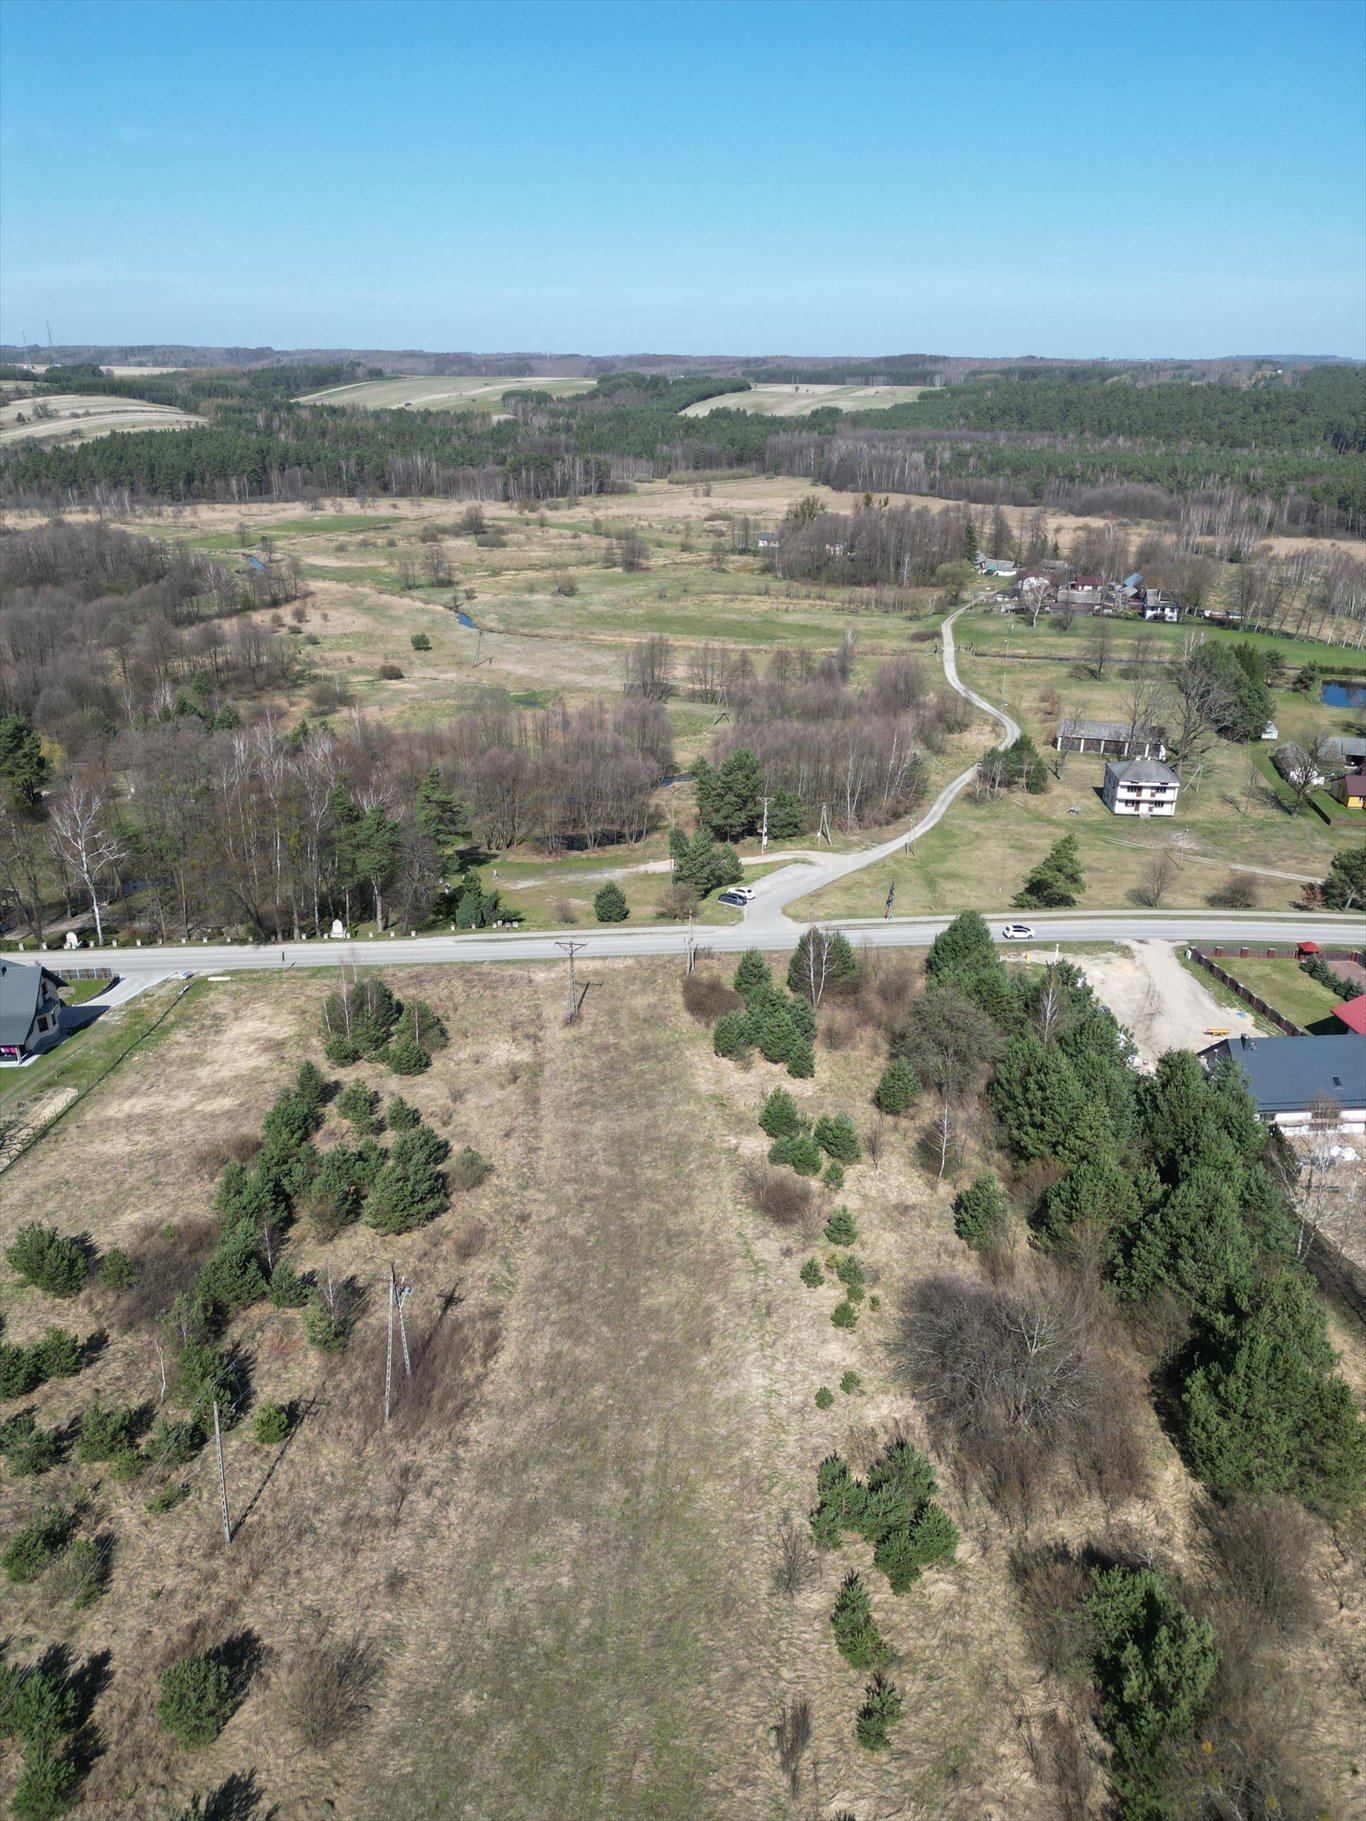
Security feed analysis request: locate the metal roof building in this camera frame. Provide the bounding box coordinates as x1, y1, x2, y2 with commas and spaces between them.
1205, 1032, 1366, 1131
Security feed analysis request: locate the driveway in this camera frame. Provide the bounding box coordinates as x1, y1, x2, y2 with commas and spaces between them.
1077, 940, 1264, 1069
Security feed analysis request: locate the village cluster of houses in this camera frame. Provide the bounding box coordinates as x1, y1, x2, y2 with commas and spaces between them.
977, 556, 1187, 622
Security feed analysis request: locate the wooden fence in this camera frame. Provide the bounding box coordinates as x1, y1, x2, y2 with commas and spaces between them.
1189, 945, 1365, 1038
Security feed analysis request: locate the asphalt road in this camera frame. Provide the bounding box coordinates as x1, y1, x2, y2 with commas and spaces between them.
48, 912, 1365, 981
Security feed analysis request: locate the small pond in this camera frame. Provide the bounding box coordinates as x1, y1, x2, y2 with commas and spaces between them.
1321, 680, 1366, 709
454, 610, 476, 628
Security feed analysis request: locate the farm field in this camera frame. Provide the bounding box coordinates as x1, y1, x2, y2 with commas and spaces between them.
0, 392, 198, 446
3, 953, 1363, 1819
295, 375, 597, 410
682, 381, 928, 416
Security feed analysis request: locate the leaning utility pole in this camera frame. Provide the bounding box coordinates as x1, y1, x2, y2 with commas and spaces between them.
555, 939, 587, 1023
212, 1398, 232, 1546
817, 803, 832, 846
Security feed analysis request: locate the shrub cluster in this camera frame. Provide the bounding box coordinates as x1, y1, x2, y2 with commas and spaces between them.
855, 1674, 905, 1751
711, 950, 816, 1077
0, 1653, 83, 1819
4, 1226, 88, 1298
321, 976, 446, 1073
810, 1440, 958, 1593
831, 1570, 889, 1669
157, 1652, 233, 1748
954, 1173, 1008, 1249
1300, 953, 1354, 1000
919, 913, 1365, 1518
0, 1414, 63, 1478
0, 1327, 81, 1400
3, 1506, 75, 1584
1085, 1564, 1217, 1813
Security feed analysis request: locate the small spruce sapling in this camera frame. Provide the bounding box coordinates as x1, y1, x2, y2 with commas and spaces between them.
874, 1056, 921, 1115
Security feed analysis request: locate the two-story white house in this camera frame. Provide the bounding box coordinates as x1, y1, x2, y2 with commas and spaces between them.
1102, 757, 1180, 817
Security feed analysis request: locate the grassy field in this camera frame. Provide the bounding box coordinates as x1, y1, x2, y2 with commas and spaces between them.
3, 951, 1364, 1816
0, 393, 198, 446
1214, 955, 1353, 1033
0, 979, 189, 1116
791, 617, 1357, 921
682, 382, 928, 417
296, 375, 596, 410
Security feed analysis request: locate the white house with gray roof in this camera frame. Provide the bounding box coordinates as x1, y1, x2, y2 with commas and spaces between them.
1102, 757, 1180, 816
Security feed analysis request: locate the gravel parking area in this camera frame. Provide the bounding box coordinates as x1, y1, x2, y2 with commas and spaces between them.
1077, 940, 1264, 1069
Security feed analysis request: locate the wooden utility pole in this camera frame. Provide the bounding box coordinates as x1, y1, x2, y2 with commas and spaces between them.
555, 939, 587, 1023
384, 1266, 396, 1423
760, 795, 770, 855
212, 1398, 232, 1546
473, 628, 484, 667
817, 803, 832, 846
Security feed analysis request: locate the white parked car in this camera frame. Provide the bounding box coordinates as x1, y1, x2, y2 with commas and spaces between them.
1000, 923, 1035, 941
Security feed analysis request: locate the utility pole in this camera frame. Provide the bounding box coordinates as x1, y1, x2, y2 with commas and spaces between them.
384, 1267, 396, 1424
817, 803, 832, 846
555, 939, 587, 1023
684, 910, 697, 975
760, 795, 770, 855
473, 628, 484, 668
884, 880, 896, 920
396, 1275, 413, 1380
212, 1398, 232, 1546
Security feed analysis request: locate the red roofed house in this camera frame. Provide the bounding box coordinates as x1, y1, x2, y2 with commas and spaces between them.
1335, 996, 1366, 1037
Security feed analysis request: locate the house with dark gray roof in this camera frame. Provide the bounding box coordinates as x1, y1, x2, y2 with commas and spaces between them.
0, 961, 67, 1063
1323, 733, 1366, 770
1054, 718, 1167, 760
1202, 1031, 1366, 1132
1103, 756, 1180, 816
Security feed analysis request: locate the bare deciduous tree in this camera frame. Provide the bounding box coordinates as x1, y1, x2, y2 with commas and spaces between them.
1168, 633, 1229, 778
1083, 616, 1114, 679
49, 781, 124, 945
623, 634, 673, 702
1132, 847, 1177, 907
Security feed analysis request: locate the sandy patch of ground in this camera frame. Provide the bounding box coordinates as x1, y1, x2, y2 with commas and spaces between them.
1078, 939, 1264, 1067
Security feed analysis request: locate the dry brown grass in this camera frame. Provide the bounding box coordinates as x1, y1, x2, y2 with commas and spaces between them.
2, 953, 1363, 1818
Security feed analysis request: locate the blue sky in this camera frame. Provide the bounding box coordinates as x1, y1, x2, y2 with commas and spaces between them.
1, 0, 1362, 357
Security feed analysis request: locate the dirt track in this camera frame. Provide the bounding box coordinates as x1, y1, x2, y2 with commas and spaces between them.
1079, 939, 1264, 1068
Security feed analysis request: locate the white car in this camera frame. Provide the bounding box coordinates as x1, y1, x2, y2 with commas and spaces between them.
730, 886, 757, 902
1000, 923, 1035, 941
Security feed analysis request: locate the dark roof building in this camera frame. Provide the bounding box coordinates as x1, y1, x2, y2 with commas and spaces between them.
1055, 718, 1167, 760
1203, 1031, 1366, 1130
0, 961, 67, 1063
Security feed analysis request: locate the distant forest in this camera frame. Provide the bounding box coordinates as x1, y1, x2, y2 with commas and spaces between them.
2, 359, 1362, 532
